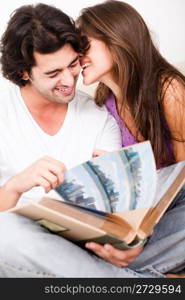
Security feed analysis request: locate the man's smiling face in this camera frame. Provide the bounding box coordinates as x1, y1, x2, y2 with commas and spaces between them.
23, 43, 81, 104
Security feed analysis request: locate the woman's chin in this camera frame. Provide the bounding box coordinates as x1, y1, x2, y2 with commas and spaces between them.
83, 77, 95, 86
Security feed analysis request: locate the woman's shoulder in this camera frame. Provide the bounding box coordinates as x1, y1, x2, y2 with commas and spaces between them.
162, 76, 185, 140
162, 76, 185, 104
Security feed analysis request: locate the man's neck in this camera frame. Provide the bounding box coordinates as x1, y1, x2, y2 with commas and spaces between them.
20, 86, 68, 136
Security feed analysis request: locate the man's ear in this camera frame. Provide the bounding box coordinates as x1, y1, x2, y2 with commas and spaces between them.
22, 71, 29, 81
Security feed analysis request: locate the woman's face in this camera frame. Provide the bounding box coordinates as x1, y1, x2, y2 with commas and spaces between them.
80, 37, 114, 85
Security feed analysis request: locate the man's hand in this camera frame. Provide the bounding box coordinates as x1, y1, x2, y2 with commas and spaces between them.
85, 242, 143, 267
5, 156, 66, 196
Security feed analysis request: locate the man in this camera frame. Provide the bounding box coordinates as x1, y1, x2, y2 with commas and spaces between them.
0, 3, 184, 278
0, 3, 121, 211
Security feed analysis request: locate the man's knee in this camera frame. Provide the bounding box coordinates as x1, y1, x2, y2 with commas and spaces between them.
0, 212, 39, 255
0, 212, 28, 234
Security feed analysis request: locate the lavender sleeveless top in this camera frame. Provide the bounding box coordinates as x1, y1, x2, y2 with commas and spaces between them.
105, 93, 137, 147
105, 93, 174, 169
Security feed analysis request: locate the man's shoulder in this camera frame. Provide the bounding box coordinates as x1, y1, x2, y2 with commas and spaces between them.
75, 89, 95, 104
75, 89, 107, 116
0, 78, 17, 98
0, 78, 18, 116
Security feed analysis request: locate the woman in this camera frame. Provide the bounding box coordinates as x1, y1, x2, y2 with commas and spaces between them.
77, 0, 185, 277
77, 0, 185, 169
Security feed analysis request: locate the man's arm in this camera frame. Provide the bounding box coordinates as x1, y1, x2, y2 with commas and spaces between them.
0, 156, 66, 211
94, 113, 122, 152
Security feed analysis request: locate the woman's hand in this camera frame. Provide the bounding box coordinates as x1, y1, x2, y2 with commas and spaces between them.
85, 242, 143, 267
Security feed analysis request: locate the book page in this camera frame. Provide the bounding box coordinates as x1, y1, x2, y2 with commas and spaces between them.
138, 163, 185, 240
153, 160, 185, 206
55, 141, 157, 213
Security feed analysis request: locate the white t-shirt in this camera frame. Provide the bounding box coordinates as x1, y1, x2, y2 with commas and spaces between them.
0, 81, 121, 204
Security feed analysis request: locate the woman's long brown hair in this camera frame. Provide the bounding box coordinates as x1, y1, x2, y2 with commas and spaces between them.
77, 0, 185, 167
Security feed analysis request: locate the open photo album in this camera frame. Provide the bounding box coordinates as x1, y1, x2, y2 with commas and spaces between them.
9, 141, 185, 249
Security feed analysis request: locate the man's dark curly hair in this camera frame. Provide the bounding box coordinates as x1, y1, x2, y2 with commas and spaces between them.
0, 3, 88, 86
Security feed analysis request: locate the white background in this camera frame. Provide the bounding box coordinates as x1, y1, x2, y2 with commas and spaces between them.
0, 0, 184, 93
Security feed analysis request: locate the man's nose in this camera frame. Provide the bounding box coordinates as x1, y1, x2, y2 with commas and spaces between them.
59, 69, 74, 86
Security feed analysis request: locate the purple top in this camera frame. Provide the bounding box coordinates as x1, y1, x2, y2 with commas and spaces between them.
105, 93, 137, 147
105, 93, 174, 168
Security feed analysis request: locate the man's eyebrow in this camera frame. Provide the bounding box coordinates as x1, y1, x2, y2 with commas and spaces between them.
44, 55, 79, 75
44, 68, 62, 75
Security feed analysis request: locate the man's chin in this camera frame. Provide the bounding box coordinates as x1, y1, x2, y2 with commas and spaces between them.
57, 92, 75, 104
